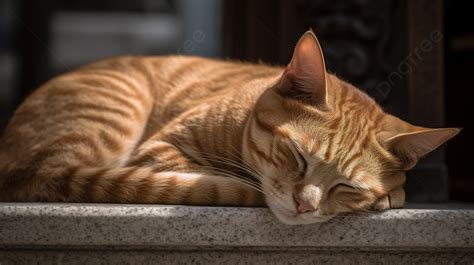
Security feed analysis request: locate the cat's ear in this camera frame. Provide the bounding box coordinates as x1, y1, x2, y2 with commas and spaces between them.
385, 126, 460, 170
278, 30, 327, 107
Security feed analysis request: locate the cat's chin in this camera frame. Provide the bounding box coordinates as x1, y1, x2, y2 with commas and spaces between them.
267, 202, 335, 225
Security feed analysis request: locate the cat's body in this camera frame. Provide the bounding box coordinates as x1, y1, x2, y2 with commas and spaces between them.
0, 32, 459, 224
0, 55, 276, 206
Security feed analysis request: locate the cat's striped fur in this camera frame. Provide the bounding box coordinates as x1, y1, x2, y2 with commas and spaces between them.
0, 31, 459, 224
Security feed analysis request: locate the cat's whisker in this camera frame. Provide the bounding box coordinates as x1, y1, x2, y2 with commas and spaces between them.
196, 165, 264, 193
200, 169, 263, 190
224, 154, 294, 209
210, 153, 263, 179
226, 145, 268, 180
201, 171, 264, 193
258, 178, 290, 208
196, 155, 262, 182
195, 145, 266, 178
182, 149, 248, 171
201, 163, 288, 208
182, 149, 265, 183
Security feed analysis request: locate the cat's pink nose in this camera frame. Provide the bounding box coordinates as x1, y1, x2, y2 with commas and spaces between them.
294, 183, 321, 213
294, 196, 317, 213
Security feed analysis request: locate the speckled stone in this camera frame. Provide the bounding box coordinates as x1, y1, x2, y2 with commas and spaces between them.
0, 203, 473, 264
1, 250, 474, 265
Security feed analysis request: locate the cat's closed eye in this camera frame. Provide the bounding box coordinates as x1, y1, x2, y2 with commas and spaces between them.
293, 149, 307, 178
283, 139, 308, 179
329, 183, 360, 195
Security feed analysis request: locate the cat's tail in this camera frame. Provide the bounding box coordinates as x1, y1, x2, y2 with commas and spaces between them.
0, 166, 265, 206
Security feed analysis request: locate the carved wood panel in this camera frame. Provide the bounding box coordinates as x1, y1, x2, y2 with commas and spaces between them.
296, 0, 397, 104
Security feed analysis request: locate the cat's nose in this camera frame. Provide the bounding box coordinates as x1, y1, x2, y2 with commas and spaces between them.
294, 196, 317, 213
294, 183, 321, 213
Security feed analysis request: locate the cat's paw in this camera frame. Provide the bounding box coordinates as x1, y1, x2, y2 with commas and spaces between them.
372, 189, 405, 211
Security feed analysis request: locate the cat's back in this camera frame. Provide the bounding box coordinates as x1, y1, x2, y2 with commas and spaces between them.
0, 55, 282, 168
141, 56, 283, 127
3, 55, 282, 125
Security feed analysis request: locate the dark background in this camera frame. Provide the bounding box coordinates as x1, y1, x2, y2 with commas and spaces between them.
0, 0, 472, 202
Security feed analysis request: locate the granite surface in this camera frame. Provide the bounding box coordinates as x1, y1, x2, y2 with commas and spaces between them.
0, 203, 473, 250
1, 250, 474, 265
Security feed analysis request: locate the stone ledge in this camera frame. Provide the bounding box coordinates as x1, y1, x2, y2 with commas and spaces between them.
0, 203, 473, 250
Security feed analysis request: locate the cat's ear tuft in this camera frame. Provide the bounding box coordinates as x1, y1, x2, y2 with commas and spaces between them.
386, 127, 461, 170
278, 31, 327, 107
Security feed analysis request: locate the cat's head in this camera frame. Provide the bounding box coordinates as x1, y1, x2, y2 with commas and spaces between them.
242, 31, 460, 225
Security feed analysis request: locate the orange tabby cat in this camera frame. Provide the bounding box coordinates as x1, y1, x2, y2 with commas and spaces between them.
0, 31, 459, 224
